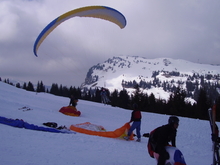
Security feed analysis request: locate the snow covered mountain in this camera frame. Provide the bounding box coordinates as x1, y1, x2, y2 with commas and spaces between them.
82, 56, 220, 102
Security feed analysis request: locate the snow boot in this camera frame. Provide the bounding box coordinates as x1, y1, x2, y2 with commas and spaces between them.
136, 138, 141, 142
123, 136, 129, 141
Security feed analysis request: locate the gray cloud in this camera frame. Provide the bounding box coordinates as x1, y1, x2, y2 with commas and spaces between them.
0, 0, 220, 87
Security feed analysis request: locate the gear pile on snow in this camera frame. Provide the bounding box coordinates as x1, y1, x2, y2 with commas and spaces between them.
18, 106, 33, 111
43, 122, 67, 130
0, 116, 71, 133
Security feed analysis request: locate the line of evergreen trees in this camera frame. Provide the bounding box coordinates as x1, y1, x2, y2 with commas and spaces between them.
122, 71, 220, 100
1, 78, 220, 121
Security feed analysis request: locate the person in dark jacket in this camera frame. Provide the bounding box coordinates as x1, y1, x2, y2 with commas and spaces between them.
69, 95, 78, 107
124, 103, 142, 142
148, 116, 179, 165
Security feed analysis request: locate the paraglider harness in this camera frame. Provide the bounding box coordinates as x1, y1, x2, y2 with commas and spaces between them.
147, 129, 157, 158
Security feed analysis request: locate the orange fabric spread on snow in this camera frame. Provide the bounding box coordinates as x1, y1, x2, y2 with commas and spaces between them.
70, 122, 133, 139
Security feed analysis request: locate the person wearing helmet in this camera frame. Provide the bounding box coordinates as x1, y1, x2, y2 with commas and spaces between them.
147, 116, 179, 165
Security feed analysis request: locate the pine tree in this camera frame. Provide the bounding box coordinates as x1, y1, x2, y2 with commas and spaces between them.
16, 83, 21, 88
110, 89, 119, 107
132, 84, 142, 104
148, 93, 156, 112
22, 82, 27, 90
36, 81, 45, 93
118, 89, 129, 109
50, 83, 59, 96
196, 88, 209, 119
26, 81, 35, 92
167, 87, 186, 116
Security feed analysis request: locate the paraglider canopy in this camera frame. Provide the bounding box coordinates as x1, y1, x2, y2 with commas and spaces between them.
33, 6, 127, 57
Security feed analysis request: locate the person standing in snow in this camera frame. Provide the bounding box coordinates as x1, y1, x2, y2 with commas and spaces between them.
147, 116, 179, 165
100, 88, 107, 104
124, 103, 142, 142
69, 95, 78, 107
100, 88, 110, 105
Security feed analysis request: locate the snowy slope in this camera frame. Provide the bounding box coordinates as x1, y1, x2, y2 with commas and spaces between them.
0, 81, 215, 165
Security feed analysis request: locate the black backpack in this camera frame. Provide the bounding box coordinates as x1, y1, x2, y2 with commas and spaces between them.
43, 122, 58, 128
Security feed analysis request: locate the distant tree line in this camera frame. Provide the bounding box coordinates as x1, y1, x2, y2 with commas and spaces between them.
1, 77, 220, 121
122, 71, 220, 102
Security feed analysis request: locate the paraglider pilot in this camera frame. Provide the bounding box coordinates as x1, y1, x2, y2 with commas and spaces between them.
69, 95, 78, 107
147, 116, 179, 165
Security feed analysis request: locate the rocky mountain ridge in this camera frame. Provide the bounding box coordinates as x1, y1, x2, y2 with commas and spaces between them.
81, 56, 220, 102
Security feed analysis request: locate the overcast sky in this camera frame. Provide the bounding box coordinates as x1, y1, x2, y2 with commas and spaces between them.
0, 0, 220, 87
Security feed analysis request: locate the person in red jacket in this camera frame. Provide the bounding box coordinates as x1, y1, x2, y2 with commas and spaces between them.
124, 103, 142, 142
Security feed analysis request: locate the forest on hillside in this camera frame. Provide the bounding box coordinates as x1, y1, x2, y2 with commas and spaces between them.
1, 77, 220, 121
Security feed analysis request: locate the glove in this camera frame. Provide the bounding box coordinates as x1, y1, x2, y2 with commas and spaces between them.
212, 133, 218, 142
158, 149, 170, 160
164, 151, 170, 160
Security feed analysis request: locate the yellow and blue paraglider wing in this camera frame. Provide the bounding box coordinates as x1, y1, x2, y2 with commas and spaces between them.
33, 6, 126, 57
